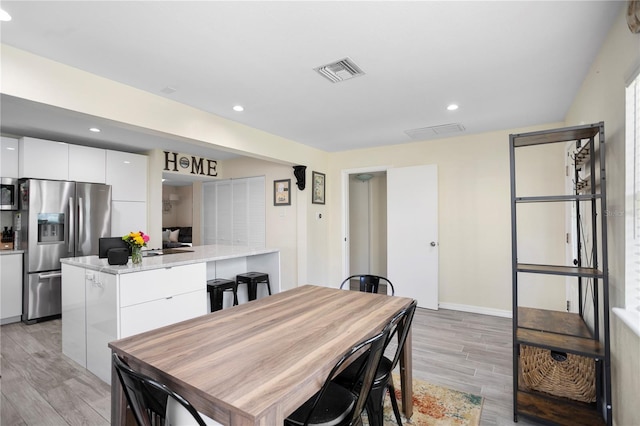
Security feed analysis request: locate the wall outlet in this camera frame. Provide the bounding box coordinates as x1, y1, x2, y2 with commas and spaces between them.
316, 212, 322, 220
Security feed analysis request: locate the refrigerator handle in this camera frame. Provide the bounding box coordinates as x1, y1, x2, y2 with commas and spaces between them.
78, 197, 84, 247
69, 196, 75, 255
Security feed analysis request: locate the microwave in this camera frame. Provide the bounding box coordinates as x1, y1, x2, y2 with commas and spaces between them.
0, 178, 18, 210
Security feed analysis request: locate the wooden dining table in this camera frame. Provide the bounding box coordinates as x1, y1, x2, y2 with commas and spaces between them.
109, 284, 415, 425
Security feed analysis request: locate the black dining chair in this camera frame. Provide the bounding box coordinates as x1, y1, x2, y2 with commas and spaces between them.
284, 328, 389, 426
112, 353, 221, 426
334, 300, 418, 426
339, 274, 395, 296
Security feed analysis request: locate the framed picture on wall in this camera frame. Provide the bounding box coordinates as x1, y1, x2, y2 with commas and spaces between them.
312, 171, 325, 204
274, 179, 291, 206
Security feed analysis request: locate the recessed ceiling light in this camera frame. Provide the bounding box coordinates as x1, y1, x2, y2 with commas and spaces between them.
447, 104, 459, 111
89, 127, 101, 133
0, 9, 12, 22
233, 105, 244, 112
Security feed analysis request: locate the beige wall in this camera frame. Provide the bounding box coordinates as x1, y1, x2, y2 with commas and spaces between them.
326, 122, 565, 313
564, 9, 640, 426
162, 185, 193, 228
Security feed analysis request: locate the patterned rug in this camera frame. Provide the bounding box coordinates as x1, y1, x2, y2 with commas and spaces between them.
377, 374, 483, 426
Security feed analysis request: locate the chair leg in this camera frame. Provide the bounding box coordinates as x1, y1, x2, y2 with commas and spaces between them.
365, 385, 386, 426
387, 381, 403, 426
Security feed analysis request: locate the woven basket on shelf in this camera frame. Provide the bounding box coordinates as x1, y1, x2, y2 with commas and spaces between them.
520, 345, 596, 403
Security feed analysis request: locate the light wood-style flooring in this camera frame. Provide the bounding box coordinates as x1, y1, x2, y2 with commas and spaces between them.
1, 308, 539, 425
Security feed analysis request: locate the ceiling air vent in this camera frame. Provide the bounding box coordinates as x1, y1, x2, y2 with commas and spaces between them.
314, 57, 365, 83
404, 123, 466, 140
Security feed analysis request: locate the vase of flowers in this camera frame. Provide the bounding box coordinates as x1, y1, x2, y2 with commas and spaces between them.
122, 231, 149, 265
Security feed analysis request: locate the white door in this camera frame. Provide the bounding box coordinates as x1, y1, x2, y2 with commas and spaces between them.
387, 164, 438, 309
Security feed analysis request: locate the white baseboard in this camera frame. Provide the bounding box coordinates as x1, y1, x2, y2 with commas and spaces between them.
437, 302, 512, 318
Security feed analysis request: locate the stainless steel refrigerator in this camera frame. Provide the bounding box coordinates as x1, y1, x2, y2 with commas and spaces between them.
18, 179, 111, 323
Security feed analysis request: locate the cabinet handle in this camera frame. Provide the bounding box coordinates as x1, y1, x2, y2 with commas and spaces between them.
166, 296, 173, 300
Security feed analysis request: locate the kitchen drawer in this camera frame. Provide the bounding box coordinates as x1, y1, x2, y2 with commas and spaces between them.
119, 289, 206, 337
119, 263, 205, 307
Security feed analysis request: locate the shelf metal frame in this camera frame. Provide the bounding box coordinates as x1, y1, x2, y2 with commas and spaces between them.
509, 122, 612, 425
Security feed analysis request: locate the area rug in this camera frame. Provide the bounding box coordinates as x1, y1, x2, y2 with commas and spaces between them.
375, 374, 483, 426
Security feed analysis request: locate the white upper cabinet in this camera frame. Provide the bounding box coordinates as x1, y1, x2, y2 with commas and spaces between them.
0, 137, 19, 178
69, 145, 106, 183
111, 200, 147, 238
19, 137, 69, 180
106, 151, 147, 201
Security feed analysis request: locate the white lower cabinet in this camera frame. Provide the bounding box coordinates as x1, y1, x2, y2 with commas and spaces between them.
62, 262, 206, 384
61, 264, 88, 366
120, 291, 204, 337
86, 271, 117, 383
118, 264, 205, 338
1, 253, 23, 324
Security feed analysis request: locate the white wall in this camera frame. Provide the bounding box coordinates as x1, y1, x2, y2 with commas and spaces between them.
564, 8, 640, 426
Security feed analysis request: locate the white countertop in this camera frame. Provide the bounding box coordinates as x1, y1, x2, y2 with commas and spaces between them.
0, 250, 23, 255
60, 245, 279, 275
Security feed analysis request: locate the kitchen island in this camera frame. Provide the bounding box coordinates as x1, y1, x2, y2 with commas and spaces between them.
60, 244, 280, 384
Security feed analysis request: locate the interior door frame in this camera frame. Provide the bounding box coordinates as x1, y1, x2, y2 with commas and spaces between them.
341, 165, 391, 280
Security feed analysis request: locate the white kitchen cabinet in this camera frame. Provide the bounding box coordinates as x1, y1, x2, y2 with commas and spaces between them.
0, 137, 19, 178
111, 200, 147, 238
73, 262, 206, 384
106, 150, 147, 201
118, 264, 205, 338
0, 252, 23, 324
19, 137, 69, 180
86, 271, 117, 384
69, 145, 106, 183
61, 263, 88, 366
120, 291, 204, 337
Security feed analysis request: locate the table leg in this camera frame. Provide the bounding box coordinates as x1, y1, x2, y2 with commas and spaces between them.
399, 327, 413, 419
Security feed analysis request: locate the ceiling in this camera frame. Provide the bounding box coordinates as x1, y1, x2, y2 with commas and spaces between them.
0, 1, 623, 166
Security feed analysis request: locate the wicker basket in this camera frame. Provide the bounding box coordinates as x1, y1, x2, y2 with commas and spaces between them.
520, 345, 596, 403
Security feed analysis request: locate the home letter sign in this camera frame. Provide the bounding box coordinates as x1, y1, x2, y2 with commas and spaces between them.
163, 151, 218, 177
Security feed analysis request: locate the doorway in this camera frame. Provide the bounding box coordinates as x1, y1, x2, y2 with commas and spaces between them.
342, 164, 439, 309
348, 171, 388, 277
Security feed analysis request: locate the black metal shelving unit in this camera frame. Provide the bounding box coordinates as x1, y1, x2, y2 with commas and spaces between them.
509, 122, 612, 425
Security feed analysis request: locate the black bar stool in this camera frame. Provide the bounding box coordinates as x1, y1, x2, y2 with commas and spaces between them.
236, 272, 271, 301
207, 278, 238, 312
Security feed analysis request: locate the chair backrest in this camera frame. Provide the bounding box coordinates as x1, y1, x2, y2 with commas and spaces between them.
300, 328, 389, 426
112, 353, 208, 426
339, 274, 395, 296
386, 300, 418, 370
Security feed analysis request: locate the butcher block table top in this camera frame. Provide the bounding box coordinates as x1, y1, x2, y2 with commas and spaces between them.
109, 284, 415, 425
